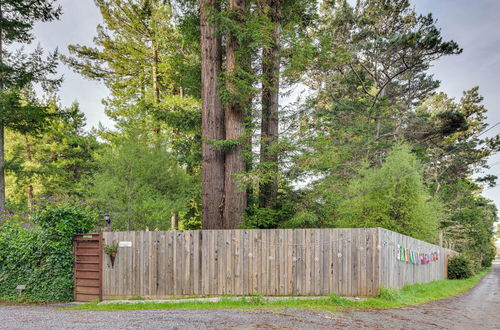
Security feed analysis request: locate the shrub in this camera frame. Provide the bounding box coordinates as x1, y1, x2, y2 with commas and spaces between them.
481, 242, 497, 269
282, 211, 321, 229
447, 255, 475, 279
337, 144, 442, 242
244, 208, 281, 229
0, 206, 96, 302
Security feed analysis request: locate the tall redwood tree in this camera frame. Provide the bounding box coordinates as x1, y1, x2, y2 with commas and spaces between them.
259, 0, 282, 209
200, 0, 225, 229
223, 0, 249, 228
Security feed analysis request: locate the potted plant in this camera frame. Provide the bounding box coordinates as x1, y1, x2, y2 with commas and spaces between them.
103, 241, 119, 267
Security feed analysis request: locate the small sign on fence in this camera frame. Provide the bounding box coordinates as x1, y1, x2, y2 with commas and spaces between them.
16, 285, 26, 296
119, 241, 132, 247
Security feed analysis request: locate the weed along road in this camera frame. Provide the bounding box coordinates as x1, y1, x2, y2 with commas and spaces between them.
1, 265, 499, 329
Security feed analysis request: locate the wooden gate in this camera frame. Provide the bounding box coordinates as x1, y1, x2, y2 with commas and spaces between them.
73, 233, 103, 302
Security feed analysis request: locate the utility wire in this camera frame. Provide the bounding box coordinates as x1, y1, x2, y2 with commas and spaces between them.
477, 120, 500, 138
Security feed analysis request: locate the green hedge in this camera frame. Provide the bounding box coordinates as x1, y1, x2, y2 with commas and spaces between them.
447, 255, 475, 279
0, 206, 95, 302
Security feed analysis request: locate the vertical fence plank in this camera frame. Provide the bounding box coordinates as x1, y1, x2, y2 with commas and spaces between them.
247, 230, 253, 295
269, 229, 276, 295
252, 230, 260, 294
224, 230, 232, 295
278, 229, 285, 295
234, 230, 241, 295
286, 229, 293, 295
241, 230, 246, 295
296, 229, 303, 295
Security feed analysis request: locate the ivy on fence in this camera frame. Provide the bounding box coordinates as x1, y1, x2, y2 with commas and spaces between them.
0, 206, 95, 302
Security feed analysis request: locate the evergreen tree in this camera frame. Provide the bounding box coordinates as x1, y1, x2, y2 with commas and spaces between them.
89, 136, 192, 230
64, 0, 199, 107
5, 100, 99, 210
295, 0, 461, 173
64, 0, 202, 171
0, 0, 62, 209
439, 179, 497, 269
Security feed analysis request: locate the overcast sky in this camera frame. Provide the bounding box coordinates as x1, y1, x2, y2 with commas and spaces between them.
31, 1, 500, 209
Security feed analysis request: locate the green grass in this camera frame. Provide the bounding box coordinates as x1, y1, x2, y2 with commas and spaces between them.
67, 269, 489, 312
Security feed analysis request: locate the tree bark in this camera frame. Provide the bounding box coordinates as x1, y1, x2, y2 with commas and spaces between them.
171, 213, 179, 230
201, 0, 225, 229
223, 0, 249, 229
25, 137, 34, 212
152, 40, 160, 104
259, 0, 281, 209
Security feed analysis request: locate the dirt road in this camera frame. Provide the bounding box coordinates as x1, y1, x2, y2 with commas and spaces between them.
1, 265, 499, 329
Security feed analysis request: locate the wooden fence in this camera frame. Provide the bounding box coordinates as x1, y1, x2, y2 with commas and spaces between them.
378, 228, 449, 289
100, 228, 450, 300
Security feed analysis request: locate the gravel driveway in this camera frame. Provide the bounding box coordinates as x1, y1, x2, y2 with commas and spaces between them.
1, 264, 499, 329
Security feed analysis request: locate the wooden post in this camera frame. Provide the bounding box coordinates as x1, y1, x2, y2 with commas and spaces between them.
171, 213, 178, 230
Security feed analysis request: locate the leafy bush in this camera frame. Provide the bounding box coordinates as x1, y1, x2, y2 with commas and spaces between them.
179, 198, 202, 230
481, 242, 497, 269
244, 207, 281, 229
0, 206, 95, 302
337, 144, 442, 242
447, 255, 475, 279
243, 191, 300, 229
282, 211, 321, 229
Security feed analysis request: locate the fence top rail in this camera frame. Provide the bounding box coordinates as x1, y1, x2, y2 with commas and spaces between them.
377, 227, 449, 251
101, 228, 452, 253
102, 228, 375, 234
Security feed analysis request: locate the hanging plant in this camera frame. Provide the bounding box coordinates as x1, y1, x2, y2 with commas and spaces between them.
103, 241, 119, 267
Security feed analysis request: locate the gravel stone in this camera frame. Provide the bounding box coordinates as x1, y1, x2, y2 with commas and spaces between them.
1, 264, 498, 329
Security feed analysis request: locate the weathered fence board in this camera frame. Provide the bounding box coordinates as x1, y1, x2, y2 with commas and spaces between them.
378, 228, 448, 289
100, 228, 450, 300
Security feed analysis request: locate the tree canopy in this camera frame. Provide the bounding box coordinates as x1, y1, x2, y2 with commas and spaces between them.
0, 0, 497, 272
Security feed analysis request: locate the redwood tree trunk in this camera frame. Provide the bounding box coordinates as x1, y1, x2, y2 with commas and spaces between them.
223, 0, 248, 229
259, 0, 282, 209
201, 0, 225, 229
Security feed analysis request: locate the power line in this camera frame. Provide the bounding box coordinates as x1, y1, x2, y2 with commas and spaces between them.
477, 120, 500, 138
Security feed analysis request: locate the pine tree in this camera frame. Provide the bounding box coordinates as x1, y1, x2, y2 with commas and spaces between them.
89, 136, 192, 230
0, 0, 61, 209
64, 0, 195, 108
6, 100, 99, 210
64, 0, 202, 170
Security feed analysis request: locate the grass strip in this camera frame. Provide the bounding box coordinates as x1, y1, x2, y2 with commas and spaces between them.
67, 269, 489, 312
